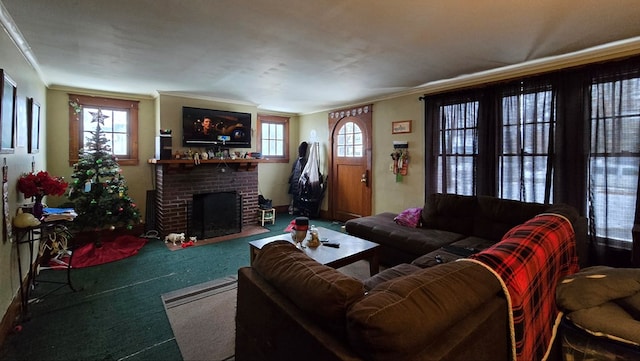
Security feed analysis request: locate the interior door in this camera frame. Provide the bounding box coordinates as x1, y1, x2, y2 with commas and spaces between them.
329, 106, 372, 222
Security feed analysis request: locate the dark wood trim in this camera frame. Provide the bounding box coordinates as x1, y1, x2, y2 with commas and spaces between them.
148, 158, 262, 171
256, 114, 290, 163
68, 94, 140, 166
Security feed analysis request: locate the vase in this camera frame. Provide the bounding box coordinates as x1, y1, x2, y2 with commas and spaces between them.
33, 195, 44, 220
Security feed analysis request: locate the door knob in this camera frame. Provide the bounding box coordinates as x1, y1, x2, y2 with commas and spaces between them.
360, 172, 368, 184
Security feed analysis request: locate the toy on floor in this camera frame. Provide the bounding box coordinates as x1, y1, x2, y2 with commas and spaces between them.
181, 236, 198, 248
164, 232, 185, 245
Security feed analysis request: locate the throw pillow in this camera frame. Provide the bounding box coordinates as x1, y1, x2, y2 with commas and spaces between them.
394, 207, 422, 228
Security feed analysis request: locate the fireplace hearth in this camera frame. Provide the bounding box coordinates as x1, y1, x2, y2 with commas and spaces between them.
188, 191, 242, 239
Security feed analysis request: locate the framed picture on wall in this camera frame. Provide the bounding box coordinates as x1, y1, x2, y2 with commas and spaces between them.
28, 98, 40, 153
392, 120, 412, 134
0, 69, 16, 154
16, 97, 27, 148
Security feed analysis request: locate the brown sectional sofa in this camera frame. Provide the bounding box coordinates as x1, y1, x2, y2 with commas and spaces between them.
235, 194, 584, 360
345, 193, 588, 268
236, 241, 509, 361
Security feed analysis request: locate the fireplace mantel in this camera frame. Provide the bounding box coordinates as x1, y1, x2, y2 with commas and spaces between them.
148, 158, 262, 171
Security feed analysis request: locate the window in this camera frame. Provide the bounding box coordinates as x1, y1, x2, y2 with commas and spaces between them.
588, 77, 640, 246
437, 101, 478, 195
336, 121, 363, 157
257, 114, 289, 163
424, 56, 640, 255
499, 85, 555, 203
68, 94, 139, 166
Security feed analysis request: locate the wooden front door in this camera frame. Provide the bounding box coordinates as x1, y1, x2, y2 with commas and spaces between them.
329, 106, 372, 222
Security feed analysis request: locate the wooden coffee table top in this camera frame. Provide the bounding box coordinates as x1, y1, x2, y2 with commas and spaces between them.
249, 226, 380, 275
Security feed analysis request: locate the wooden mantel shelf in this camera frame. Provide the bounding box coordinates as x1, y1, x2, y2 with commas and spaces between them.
148, 158, 262, 171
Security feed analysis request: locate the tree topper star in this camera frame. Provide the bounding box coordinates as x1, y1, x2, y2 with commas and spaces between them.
89, 109, 109, 125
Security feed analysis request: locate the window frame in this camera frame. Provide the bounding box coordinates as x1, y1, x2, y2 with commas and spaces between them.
68, 94, 139, 166
256, 114, 289, 163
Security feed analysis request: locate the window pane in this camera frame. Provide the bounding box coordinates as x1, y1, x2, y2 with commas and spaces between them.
336, 122, 363, 158
113, 133, 127, 154
261, 122, 285, 156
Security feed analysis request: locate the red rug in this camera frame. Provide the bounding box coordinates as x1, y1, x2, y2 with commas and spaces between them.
48, 235, 148, 269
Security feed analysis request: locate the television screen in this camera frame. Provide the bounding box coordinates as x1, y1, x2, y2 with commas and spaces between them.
182, 106, 251, 148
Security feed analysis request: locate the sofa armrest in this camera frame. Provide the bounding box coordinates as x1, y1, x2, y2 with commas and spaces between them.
236, 267, 362, 361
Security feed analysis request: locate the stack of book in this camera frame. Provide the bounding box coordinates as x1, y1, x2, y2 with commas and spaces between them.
43, 207, 78, 222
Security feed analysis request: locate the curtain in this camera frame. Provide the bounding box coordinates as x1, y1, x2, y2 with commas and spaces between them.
588, 71, 640, 253
422, 55, 640, 266
498, 80, 555, 203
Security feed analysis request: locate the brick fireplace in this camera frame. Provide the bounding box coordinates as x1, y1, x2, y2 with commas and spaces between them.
154, 163, 259, 237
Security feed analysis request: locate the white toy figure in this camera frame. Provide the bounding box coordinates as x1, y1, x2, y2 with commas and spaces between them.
164, 232, 185, 245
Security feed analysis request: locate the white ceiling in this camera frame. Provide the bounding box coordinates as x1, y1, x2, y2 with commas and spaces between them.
2, 0, 640, 114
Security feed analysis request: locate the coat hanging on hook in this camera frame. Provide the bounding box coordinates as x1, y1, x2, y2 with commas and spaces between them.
391, 141, 409, 182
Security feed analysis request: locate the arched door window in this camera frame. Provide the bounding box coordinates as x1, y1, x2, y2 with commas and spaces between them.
336, 121, 363, 157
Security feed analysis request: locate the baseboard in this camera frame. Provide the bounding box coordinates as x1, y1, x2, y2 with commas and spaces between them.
0, 277, 28, 348
273, 205, 330, 220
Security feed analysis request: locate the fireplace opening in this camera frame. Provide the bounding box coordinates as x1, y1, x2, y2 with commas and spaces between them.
188, 191, 242, 240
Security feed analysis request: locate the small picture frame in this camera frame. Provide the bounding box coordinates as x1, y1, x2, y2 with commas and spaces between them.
27, 98, 40, 153
392, 120, 412, 134
0, 69, 17, 154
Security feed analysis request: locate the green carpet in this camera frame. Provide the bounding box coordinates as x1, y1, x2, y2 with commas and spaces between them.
0, 215, 345, 361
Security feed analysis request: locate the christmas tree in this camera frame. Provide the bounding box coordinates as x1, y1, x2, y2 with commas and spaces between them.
68, 109, 140, 235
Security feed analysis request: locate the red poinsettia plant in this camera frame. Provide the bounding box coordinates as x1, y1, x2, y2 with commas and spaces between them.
17, 171, 69, 199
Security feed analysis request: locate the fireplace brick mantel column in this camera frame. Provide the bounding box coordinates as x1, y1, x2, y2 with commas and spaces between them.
154, 164, 259, 236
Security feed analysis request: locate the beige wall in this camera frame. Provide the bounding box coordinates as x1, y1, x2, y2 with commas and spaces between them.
0, 28, 48, 320
298, 94, 427, 215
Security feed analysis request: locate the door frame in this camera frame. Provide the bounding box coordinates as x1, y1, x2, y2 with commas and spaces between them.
328, 105, 373, 220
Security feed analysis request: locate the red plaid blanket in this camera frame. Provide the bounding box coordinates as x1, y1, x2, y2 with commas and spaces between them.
463, 213, 579, 361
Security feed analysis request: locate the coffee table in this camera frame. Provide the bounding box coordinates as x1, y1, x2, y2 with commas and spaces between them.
249, 226, 380, 276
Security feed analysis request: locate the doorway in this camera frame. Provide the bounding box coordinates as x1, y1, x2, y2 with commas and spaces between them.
328, 105, 373, 222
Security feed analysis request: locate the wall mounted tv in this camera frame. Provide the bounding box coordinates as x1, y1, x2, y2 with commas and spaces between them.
182, 106, 251, 148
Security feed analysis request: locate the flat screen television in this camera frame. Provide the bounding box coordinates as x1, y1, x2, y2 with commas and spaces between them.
182, 106, 251, 148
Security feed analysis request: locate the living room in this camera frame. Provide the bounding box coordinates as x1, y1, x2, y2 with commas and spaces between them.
1, 1, 640, 360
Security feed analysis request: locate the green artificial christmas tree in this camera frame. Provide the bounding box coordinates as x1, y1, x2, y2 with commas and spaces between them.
68, 109, 140, 238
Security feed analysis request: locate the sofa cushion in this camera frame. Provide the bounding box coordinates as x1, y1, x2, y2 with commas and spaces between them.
473, 195, 549, 242
363, 263, 421, 291
346, 261, 502, 360
252, 240, 365, 337
345, 212, 465, 259
421, 193, 477, 235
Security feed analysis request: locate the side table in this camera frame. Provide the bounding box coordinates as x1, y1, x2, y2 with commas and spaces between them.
258, 208, 276, 226
14, 221, 75, 321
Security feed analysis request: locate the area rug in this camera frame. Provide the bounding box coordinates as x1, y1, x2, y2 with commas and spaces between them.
164, 225, 270, 251
161, 275, 238, 361
160, 260, 373, 361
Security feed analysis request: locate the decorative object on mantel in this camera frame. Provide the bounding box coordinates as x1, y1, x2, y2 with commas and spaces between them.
67, 109, 140, 244
17, 170, 69, 219
328, 105, 369, 119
